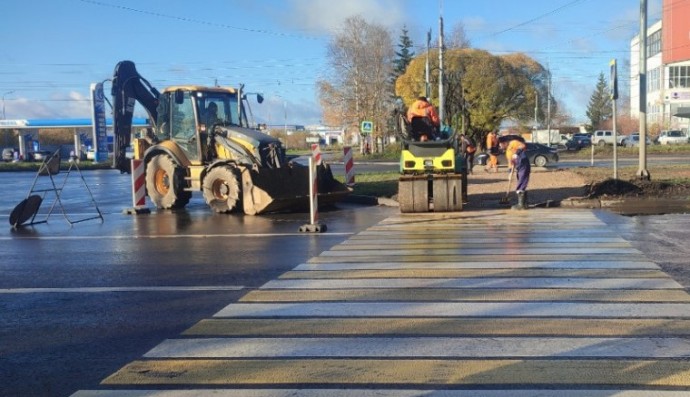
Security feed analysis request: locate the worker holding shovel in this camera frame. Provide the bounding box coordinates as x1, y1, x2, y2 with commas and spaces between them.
505, 139, 530, 210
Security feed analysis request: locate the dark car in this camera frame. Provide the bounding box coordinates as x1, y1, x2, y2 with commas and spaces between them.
565, 134, 592, 150
476, 138, 558, 167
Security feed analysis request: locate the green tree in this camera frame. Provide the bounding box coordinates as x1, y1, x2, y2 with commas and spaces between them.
586, 72, 612, 129
395, 48, 549, 143
392, 26, 415, 80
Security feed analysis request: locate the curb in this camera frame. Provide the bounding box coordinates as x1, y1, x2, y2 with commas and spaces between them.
560, 197, 602, 208
342, 195, 399, 207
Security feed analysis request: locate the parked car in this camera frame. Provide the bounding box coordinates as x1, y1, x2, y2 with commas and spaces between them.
2, 147, 16, 162
564, 135, 592, 151
621, 133, 652, 147
476, 137, 558, 167
592, 130, 626, 146
656, 130, 689, 145
31, 150, 52, 162
593, 130, 613, 146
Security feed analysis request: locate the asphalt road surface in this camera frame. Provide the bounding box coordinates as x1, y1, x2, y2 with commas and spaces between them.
1, 167, 689, 396
0, 169, 395, 397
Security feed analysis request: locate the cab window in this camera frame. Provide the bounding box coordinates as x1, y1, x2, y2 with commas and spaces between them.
171, 91, 195, 141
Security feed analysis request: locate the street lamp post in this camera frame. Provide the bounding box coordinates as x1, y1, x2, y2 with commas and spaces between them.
2, 90, 15, 119
283, 100, 288, 150
274, 95, 288, 149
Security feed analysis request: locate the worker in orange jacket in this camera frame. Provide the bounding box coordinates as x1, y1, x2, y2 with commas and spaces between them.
505, 139, 526, 165
504, 139, 530, 210
407, 97, 440, 141
485, 130, 499, 172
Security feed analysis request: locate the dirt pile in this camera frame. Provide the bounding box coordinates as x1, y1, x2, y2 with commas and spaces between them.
588, 178, 690, 199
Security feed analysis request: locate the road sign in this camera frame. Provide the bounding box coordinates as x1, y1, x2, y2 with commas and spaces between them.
610, 59, 618, 100
360, 120, 373, 134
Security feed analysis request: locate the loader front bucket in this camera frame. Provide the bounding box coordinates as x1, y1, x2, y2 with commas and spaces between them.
239, 163, 351, 215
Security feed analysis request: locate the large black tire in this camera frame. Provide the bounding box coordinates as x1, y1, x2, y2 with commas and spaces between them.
145, 154, 191, 209
202, 165, 241, 213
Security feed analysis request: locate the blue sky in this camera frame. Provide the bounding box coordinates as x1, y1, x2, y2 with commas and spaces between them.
1, 0, 662, 126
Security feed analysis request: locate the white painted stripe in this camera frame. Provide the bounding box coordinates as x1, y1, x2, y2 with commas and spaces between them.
0, 232, 353, 241
308, 255, 648, 264
346, 237, 629, 242
359, 229, 613, 235
0, 286, 245, 294
339, 240, 631, 247
68, 389, 690, 397
214, 302, 690, 318
261, 277, 682, 290
294, 261, 662, 270
319, 247, 641, 256
144, 336, 690, 359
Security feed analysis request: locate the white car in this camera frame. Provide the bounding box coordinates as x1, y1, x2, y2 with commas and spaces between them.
657, 130, 688, 145
593, 130, 627, 146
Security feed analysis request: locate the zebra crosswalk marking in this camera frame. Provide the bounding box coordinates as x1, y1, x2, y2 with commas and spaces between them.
73, 209, 690, 395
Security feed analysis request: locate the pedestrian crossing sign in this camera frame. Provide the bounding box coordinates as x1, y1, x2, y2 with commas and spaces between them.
360, 120, 373, 134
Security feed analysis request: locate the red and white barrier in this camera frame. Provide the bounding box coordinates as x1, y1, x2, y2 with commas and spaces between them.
124, 159, 150, 214
309, 157, 319, 224
311, 143, 322, 166
343, 146, 355, 186
299, 156, 326, 233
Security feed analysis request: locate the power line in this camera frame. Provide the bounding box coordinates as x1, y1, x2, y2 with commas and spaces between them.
477, 0, 590, 40
78, 0, 323, 41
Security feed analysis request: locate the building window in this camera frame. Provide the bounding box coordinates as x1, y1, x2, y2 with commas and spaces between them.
648, 104, 660, 123
647, 29, 662, 56
669, 65, 690, 88
648, 67, 660, 92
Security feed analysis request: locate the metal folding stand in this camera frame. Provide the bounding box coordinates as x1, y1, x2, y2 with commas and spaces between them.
10, 150, 104, 229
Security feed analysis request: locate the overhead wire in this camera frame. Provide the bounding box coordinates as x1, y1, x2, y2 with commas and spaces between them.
77, 0, 323, 41
4, 1, 670, 109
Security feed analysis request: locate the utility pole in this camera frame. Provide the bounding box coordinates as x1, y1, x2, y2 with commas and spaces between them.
438, 14, 445, 126
637, 0, 650, 179
534, 92, 539, 128
547, 70, 552, 146
283, 100, 287, 150
611, 59, 619, 180
2, 90, 14, 120
425, 30, 431, 99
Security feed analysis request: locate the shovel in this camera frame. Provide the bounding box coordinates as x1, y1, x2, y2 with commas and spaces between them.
499, 167, 514, 204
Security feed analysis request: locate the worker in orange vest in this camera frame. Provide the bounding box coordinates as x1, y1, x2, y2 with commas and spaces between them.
407, 97, 440, 141
505, 139, 526, 164
485, 129, 499, 172
504, 138, 530, 210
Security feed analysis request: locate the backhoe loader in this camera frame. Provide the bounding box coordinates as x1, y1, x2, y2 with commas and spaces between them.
111, 60, 349, 215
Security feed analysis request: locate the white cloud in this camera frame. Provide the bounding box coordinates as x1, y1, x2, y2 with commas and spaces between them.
283, 0, 406, 34
253, 96, 322, 126
461, 16, 487, 33
5, 91, 93, 120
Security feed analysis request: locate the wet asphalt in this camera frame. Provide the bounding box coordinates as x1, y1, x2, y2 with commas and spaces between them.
0, 168, 689, 396
0, 169, 396, 396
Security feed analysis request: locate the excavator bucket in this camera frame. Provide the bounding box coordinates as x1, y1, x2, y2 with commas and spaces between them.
239, 163, 351, 215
